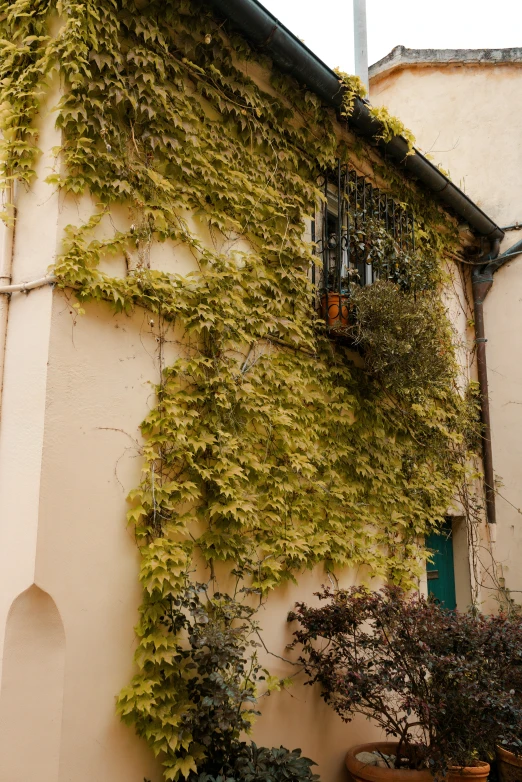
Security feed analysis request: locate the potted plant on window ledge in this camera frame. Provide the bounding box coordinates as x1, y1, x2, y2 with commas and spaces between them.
289, 586, 522, 781
320, 268, 359, 331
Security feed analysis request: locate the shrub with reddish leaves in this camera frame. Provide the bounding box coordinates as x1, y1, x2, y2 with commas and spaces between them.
289, 587, 522, 776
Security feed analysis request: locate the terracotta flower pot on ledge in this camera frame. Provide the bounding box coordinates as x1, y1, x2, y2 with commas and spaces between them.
345, 743, 490, 782
320, 292, 351, 329
497, 745, 522, 781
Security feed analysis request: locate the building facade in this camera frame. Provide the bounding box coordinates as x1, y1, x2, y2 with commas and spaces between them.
0, 7, 512, 782
370, 46, 522, 613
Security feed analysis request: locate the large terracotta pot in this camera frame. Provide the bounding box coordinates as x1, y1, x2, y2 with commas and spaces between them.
320, 292, 350, 329
497, 745, 522, 781
345, 742, 490, 782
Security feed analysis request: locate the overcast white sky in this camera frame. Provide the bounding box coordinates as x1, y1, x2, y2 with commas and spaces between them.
260, 0, 522, 73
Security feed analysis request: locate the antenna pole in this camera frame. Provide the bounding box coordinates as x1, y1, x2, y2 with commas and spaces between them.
353, 0, 369, 94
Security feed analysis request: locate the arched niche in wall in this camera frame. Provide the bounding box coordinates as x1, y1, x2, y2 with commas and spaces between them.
0, 584, 65, 782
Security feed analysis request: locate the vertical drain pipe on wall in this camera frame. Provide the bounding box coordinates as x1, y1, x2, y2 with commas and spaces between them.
0, 178, 15, 422
472, 240, 500, 531
472, 236, 522, 534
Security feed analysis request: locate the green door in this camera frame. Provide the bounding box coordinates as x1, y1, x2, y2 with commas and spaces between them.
426, 523, 457, 610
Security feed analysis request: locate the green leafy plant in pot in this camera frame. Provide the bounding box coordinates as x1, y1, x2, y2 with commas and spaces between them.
289, 586, 522, 780
120, 578, 319, 782
491, 612, 522, 781
191, 743, 320, 782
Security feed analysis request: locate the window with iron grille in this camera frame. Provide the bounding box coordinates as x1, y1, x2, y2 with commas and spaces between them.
311, 161, 416, 330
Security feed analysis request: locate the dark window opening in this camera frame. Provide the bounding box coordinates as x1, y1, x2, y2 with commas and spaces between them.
312, 160, 416, 333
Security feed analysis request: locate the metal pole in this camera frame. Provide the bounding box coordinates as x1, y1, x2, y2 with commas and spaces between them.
353, 0, 369, 94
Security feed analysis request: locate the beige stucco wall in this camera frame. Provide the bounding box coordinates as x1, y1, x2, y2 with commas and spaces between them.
0, 54, 476, 782
370, 61, 522, 611
0, 280, 383, 782
0, 81, 388, 782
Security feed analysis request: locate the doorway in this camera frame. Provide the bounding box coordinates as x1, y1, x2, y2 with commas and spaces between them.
425, 521, 457, 610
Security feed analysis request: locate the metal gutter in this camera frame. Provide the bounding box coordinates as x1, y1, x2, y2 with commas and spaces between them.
207, 0, 504, 241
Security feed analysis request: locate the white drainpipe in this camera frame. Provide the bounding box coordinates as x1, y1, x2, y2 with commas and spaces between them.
0, 179, 16, 421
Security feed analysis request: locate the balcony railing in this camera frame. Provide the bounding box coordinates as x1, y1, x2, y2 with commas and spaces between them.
312, 160, 416, 331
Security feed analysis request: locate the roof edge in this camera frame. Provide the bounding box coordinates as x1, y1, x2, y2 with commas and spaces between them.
370, 45, 522, 80
206, 0, 503, 241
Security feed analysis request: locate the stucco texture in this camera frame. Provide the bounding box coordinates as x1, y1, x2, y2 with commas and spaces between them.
0, 48, 477, 782
0, 287, 382, 782
0, 96, 383, 782
370, 59, 522, 610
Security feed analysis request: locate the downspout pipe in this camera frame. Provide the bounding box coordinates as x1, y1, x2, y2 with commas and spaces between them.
472, 240, 500, 527
472, 235, 522, 527
0, 179, 15, 423
487, 236, 522, 274
207, 0, 504, 241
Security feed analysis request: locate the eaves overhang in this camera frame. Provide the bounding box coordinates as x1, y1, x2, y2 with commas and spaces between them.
206, 0, 504, 242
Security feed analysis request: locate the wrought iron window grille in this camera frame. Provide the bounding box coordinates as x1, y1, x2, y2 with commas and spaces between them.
311, 160, 416, 332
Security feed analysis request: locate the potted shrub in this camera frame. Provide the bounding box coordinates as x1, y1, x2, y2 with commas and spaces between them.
497, 744, 522, 782
289, 587, 522, 781
492, 615, 522, 781
190, 742, 320, 782
126, 578, 319, 782
176, 583, 319, 782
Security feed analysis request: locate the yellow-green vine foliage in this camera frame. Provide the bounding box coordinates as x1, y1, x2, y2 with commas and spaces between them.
333, 68, 415, 153
0, 1, 473, 778
334, 68, 367, 117
368, 103, 416, 152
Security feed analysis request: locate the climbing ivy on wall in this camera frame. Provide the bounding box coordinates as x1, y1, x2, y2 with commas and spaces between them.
0, 0, 478, 778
